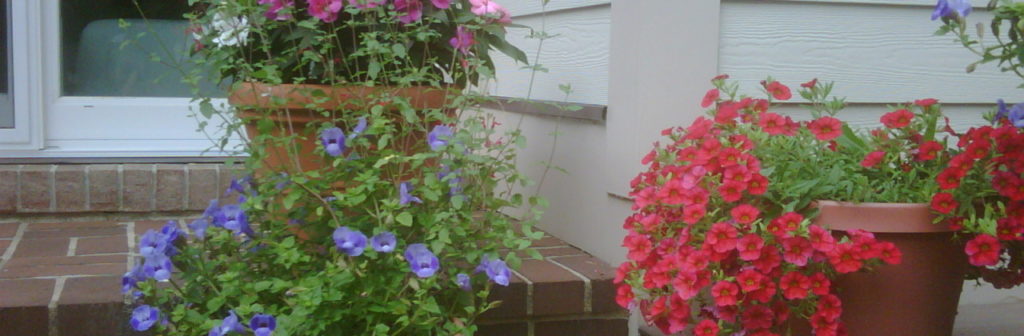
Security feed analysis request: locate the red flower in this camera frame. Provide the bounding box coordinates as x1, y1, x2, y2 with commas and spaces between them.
965, 234, 1001, 266
736, 269, 766, 293
712, 74, 730, 81
718, 181, 746, 202
730, 204, 761, 225
711, 281, 740, 307
801, 78, 819, 88
741, 305, 775, 330
860, 151, 885, 168
615, 283, 634, 308
764, 81, 792, 100
683, 204, 707, 224
656, 179, 688, 205
877, 241, 902, 265
706, 222, 740, 253
716, 101, 741, 125
808, 225, 836, 252
808, 272, 831, 296
827, 243, 863, 273
693, 319, 720, 336
753, 248, 782, 273
930, 192, 958, 214
623, 232, 653, 262
807, 117, 843, 141
701, 88, 720, 108
816, 294, 843, 321
780, 271, 811, 300
916, 140, 943, 161
673, 270, 707, 300
936, 168, 963, 190
782, 236, 814, 266
747, 173, 769, 195
759, 113, 790, 135
880, 109, 914, 129
736, 235, 765, 261
914, 98, 938, 108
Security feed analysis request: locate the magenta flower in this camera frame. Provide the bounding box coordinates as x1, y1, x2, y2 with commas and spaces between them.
259, 0, 295, 20
249, 314, 277, 336
449, 26, 475, 55
469, 0, 511, 23
333, 226, 368, 256
395, 0, 423, 24
399, 182, 423, 205
371, 232, 397, 253
405, 243, 440, 278
320, 127, 346, 157
431, 0, 452, 9
130, 305, 160, 331
308, 0, 344, 23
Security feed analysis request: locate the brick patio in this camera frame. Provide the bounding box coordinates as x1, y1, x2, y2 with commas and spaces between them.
0, 216, 626, 336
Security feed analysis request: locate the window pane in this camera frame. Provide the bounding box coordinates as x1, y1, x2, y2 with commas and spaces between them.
60, 0, 221, 97
0, 0, 12, 128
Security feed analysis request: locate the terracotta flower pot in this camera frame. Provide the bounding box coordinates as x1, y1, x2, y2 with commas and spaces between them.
227, 82, 455, 173
806, 200, 968, 336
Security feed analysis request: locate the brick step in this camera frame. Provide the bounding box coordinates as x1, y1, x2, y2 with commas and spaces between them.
0, 218, 627, 336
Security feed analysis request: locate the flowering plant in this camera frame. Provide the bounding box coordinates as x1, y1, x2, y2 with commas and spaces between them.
121, 0, 546, 335
616, 74, 1024, 334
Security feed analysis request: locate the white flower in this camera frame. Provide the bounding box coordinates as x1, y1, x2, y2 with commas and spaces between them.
210, 12, 250, 47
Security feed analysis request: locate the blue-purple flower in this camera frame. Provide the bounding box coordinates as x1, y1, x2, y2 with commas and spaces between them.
188, 218, 209, 240
225, 176, 252, 196
250, 314, 277, 336
438, 166, 463, 196
349, 117, 367, 140
932, 0, 971, 20
456, 273, 472, 291
476, 255, 511, 286
320, 127, 346, 157
122, 265, 145, 295
204, 199, 222, 220
1009, 102, 1024, 128
427, 125, 453, 151
333, 227, 368, 256
161, 220, 183, 244
209, 310, 247, 336
371, 232, 397, 253
997, 99, 1009, 122
130, 305, 159, 331
143, 254, 173, 282
399, 182, 423, 205
216, 204, 254, 236
404, 243, 440, 278
138, 230, 170, 259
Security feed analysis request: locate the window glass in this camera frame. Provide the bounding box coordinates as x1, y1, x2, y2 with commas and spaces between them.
60, 0, 222, 97
0, 0, 12, 128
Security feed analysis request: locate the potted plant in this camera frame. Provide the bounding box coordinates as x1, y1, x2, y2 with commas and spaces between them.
615, 75, 1024, 335
120, 1, 547, 335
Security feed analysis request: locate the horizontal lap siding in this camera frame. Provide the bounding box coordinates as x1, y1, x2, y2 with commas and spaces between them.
720, 0, 1020, 105
491, 3, 609, 105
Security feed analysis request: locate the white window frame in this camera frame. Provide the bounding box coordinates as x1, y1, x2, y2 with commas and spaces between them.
0, 0, 240, 158
0, 0, 43, 150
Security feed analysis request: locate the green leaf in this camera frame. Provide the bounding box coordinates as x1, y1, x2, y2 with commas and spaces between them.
396, 212, 413, 226
486, 34, 529, 64
207, 296, 225, 312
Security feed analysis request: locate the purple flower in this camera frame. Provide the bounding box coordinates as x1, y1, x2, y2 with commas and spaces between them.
250, 314, 277, 336
143, 254, 173, 282
138, 230, 169, 259
431, 0, 452, 9
209, 311, 247, 336
476, 255, 511, 286
449, 26, 475, 55
349, 117, 367, 140
204, 199, 222, 220
122, 265, 145, 294
395, 0, 424, 24
188, 218, 210, 240
225, 176, 251, 196
932, 0, 971, 20
404, 243, 440, 278
997, 99, 1009, 122
161, 220, 183, 244
371, 232, 397, 253
427, 125, 453, 150
320, 127, 346, 157
438, 165, 463, 196
259, 0, 295, 20
333, 227, 368, 256
217, 204, 254, 236
130, 305, 160, 331
456, 273, 471, 291
1009, 102, 1024, 128
348, 0, 387, 9
399, 182, 423, 205
308, 0, 344, 23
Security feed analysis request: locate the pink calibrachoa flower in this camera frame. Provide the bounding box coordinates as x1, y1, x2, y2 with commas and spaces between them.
308, 0, 343, 22
881, 109, 914, 129
711, 281, 740, 306
693, 319, 720, 336
763, 81, 792, 101
468, 0, 512, 23
736, 234, 765, 261
706, 222, 740, 253
780, 271, 811, 300
394, 0, 423, 24
860, 151, 885, 168
965, 234, 1001, 266
701, 89, 719, 108
449, 26, 475, 55
808, 117, 843, 141
259, 0, 295, 20
430, 0, 451, 9
730, 204, 760, 225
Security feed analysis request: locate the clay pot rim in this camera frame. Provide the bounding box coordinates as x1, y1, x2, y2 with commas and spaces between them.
812, 199, 953, 233
227, 82, 460, 110
813, 200, 930, 209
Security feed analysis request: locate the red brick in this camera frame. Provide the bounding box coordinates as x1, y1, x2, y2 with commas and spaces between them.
23, 221, 124, 239
187, 164, 220, 210
11, 237, 69, 258
0, 166, 17, 213
477, 322, 528, 336
219, 165, 246, 205
59, 276, 122, 305
75, 235, 129, 255
519, 259, 585, 316
1, 255, 126, 279
480, 272, 528, 320
17, 165, 52, 212
0, 222, 19, 238
56, 276, 128, 336
538, 247, 586, 258
0, 240, 10, 256
28, 221, 121, 230
155, 164, 186, 211
0, 278, 54, 336
122, 164, 154, 211
86, 164, 119, 211
534, 319, 628, 336
551, 255, 623, 314
532, 235, 569, 248
55, 165, 87, 212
